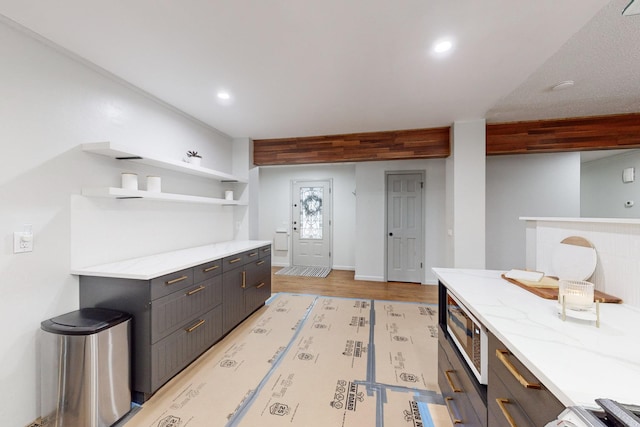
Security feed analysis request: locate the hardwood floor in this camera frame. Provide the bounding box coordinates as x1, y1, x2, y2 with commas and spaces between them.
271, 267, 438, 304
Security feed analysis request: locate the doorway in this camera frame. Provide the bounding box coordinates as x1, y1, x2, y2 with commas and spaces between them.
291, 180, 332, 268
386, 172, 424, 283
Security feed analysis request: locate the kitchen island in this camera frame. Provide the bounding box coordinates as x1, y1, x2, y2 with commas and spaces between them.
434, 268, 640, 411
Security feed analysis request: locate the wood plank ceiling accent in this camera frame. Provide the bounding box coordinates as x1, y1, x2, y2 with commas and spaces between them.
253, 127, 450, 166
486, 113, 640, 155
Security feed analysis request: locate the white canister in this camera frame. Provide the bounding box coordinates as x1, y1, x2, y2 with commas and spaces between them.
147, 176, 161, 192
121, 173, 138, 190
188, 156, 202, 166
224, 190, 234, 201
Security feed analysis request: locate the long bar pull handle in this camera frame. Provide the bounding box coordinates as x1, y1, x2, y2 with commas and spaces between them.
186, 285, 205, 296
443, 397, 462, 424
257, 261, 265, 266
444, 370, 462, 393
166, 275, 188, 285
229, 257, 241, 264
248, 252, 258, 257
256, 282, 266, 289
241, 271, 246, 289
496, 398, 517, 427
203, 265, 219, 272
185, 319, 205, 333
496, 349, 541, 389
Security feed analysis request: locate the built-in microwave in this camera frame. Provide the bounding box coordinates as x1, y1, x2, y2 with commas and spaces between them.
445, 291, 488, 384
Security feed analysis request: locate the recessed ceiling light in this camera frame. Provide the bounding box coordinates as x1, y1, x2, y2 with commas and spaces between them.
551, 80, 575, 91
433, 39, 453, 53
217, 91, 231, 100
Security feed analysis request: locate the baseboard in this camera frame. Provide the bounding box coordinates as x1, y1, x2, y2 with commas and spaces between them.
331, 265, 355, 271
354, 275, 385, 282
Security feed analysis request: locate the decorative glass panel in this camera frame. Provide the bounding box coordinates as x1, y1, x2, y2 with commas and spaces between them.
299, 186, 323, 239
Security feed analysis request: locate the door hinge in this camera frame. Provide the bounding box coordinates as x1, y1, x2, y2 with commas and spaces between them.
420, 181, 424, 189
329, 251, 332, 258
421, 262, 423, 268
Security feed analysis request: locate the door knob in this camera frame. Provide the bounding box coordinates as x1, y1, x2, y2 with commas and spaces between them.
389, 232, 393, 236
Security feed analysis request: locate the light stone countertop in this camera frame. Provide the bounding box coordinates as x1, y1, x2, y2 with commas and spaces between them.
433, 268, 640, 409
71, 240, 272, 280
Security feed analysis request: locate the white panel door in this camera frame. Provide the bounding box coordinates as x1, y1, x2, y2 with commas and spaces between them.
292, 180, 332, 268
387, 173, 423, 283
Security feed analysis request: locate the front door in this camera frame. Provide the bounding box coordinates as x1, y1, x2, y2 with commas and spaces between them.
291, 180, 332, 268
386, 172, 423, 283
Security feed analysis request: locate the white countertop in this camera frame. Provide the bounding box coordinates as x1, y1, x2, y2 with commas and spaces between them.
71, 240, 271, 280
433, 268, 640, 409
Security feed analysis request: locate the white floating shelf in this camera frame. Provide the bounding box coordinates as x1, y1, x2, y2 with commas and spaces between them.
82, 142, 248, 184
82, 187, 246, 206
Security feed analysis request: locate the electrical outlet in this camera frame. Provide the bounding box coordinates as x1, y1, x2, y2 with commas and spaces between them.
13, 231, 33, 253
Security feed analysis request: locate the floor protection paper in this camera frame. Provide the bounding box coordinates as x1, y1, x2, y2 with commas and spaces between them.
123, 293, 451, 427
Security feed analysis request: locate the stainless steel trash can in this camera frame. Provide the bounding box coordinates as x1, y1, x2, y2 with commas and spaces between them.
40, 308, 131, 427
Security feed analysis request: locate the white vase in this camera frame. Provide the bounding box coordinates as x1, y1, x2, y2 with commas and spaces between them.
188, 156, 202, 166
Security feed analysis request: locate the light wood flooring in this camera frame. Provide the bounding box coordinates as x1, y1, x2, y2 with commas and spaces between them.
271, 267, 438, 304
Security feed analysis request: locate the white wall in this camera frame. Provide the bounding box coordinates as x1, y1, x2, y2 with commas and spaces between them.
486, 152, 581, 270
0, 20, 238, 426
258, 164, 357, 269
581, 150, 640, 218
354, 159, 447, 283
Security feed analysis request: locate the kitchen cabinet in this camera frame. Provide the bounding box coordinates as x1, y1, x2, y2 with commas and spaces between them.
78, 244, 271, 403
438, 329, 487, 426
81, 141, 247, 205
487, 331, 563, 427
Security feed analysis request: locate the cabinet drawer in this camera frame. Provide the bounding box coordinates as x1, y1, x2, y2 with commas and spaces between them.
246, 256, 270, 287
439, 342, 484, 427
259, 244, 271, 258
193, 259, 222, 283
150, 268, 194, 300
151, 275, 222, 343
488, 332, 563, 426
488, 368, 535, 427
150, 305, 222, 392
222, 252, 248, 272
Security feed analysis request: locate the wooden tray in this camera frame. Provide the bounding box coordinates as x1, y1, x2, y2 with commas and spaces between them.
501, 274, 622, 303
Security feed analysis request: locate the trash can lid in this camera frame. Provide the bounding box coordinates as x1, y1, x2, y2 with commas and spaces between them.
41, 308, 130, 335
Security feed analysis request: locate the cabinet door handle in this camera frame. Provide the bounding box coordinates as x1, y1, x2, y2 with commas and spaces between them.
186, 285, 205, 296
256, 282, 266, 289
257, 260, 265, 266
185, 319, 205, 333
444, 397, 462, 424
444, 370, 462, 393
203, 265, 219, 272
241, 271, 246, 289
496, 398, 517, 427
496, 349, 541, 389
248, 252, 258, 257
166, 275, 188, 285
229, 257, 242, 264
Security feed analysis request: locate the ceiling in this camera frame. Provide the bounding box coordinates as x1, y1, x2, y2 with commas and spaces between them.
0, 0, 638, 140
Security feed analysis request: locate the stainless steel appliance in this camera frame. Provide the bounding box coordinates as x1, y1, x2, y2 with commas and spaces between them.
40, 308, 131, 427
551, 399, 640, 426
445, 291, 488, 384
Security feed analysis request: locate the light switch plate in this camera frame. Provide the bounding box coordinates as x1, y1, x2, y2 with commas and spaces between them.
14, 231, 33, 253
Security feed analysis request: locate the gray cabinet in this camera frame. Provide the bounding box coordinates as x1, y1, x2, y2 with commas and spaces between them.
438, 329, 487, 427
79, 245, 271, 403
487, 331, 563, 427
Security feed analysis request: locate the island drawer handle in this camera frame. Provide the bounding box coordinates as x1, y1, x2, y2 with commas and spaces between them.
444, 370, 462, 393
166, 275, 188, 285
248, 252, 258, 257
203, 265, 219, 272
186, 285, 205, 296
496, 349, 541, 389
257, 260, 265, 266
444, 397, 462, 424
496, 398, 517, 427
256, 282, 266, 289
185, 319, 205, 333
229, 257, 241, 264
